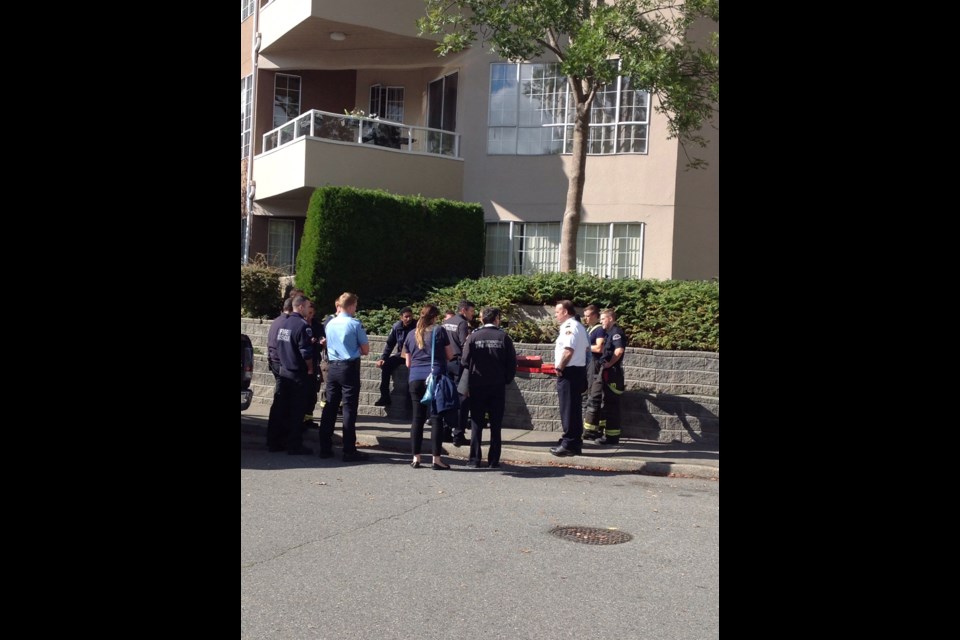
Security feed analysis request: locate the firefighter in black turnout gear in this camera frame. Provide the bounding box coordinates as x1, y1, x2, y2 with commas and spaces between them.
585, 308, 627, 445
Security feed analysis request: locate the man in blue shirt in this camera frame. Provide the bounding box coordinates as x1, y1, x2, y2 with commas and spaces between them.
317, 292, 371, 461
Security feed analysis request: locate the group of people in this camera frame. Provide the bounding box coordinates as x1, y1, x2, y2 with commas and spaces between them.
548, 301, 626, 457
266, 291, 370, 461
265, 291, 627, 466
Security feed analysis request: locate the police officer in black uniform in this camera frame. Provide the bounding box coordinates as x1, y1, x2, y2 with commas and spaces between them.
266, 295, 294, 451
275, 295, 316, 455
441, 300, 475, 447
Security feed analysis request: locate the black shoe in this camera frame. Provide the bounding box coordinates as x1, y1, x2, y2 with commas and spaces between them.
318, 449, 334, 459
432, 461, 451, 470
442, 430, 454, 443
583, 430, 601, 441
472, 460, 485, 468
490, 462, 501, 468
596, 436, 619, 446
453, 435, 468, 447
411, 460, 421, 469
342, 450, 369, 462
374, 397, 391, 406
288, 446, 314, 455
550, 446, 576, 457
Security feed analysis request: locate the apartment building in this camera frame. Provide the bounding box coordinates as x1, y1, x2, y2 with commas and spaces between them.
240, 0, 719, 279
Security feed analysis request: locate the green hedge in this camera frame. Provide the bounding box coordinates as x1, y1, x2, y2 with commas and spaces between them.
357, 273, 719, 352
296, 186, 484, 309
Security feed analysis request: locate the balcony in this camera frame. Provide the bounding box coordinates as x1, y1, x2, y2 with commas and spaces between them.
254, 110, 463, 202
259, 0, 443, 70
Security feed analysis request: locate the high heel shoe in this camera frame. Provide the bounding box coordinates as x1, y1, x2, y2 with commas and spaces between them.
432, 461, 450, 470
411, 459, 421, 469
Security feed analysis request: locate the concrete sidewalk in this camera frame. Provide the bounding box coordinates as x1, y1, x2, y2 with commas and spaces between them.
241, 402, 719, 479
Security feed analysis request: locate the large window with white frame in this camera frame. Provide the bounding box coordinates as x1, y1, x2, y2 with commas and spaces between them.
241, 74, 253, 159
369, 85, 404, 122
484, 221, 644, 278
273, 74, 301, 129
267, 219, 296, 273
488, 62, 649, 156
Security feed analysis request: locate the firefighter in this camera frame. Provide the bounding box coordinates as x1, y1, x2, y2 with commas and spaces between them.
594, 309, 626, 446
581, 305, 606, 440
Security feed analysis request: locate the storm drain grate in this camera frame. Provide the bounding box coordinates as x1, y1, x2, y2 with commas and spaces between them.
548, 526, 633, 545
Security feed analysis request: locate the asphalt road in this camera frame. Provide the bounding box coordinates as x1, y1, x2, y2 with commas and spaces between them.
241, 431, 719, 639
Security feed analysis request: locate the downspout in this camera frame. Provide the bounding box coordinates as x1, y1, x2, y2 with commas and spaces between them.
242, 5, 261, 265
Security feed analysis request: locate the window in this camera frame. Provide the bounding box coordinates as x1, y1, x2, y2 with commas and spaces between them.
241, 0, 254, 21
273, 74, 301, 129
267, 219, 296, 273
428, 73, 459, 155
241, 75, 253, 159
369, 85, 404, 122
483, 221, 559, 275
488, 62, 649, 156
484, 222, 644, 278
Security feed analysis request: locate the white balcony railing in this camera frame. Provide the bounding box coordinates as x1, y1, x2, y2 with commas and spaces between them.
262, 109, 461, 158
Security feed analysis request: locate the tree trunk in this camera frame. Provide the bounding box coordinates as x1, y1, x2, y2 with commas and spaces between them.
560, 96, 591, 272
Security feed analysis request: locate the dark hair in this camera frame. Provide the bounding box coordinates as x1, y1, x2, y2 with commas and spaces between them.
400, 306, 413, 315
557, 300, 576, 316
282, 297, 294, 313
481, 307, 500, 325
458, 300, 476, 312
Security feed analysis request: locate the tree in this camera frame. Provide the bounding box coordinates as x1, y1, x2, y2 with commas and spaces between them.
419, 0, 719, 272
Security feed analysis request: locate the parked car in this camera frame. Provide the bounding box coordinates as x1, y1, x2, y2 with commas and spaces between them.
241, 334, 254, 411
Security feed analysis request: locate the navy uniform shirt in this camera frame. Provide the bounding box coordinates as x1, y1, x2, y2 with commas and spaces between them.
380, 319, 415, 360
461, 324, 517, 388
442, 313, 471, 359
588, 324, 606, 362
602, 323, 627, 367
277, 312, 314, 380
266, 312, 289, 365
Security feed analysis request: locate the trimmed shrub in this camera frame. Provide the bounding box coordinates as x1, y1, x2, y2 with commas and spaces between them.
241, 258, 285, 318
295, 186, 484, 309
356, 274, 719, 352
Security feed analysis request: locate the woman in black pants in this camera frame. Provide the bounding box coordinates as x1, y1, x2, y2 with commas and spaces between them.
403, 304, 455, 469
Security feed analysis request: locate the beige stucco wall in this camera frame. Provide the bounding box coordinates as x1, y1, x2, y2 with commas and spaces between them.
435, 46, 686, 279
672, 119, 719, 280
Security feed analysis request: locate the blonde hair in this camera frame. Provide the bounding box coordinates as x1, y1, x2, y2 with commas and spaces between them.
415, 304, 440, 349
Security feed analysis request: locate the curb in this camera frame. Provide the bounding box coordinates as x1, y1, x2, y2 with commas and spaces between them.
241, 418, 719, 480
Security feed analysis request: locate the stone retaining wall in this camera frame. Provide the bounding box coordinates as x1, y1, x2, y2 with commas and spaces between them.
242, 317, 719, 444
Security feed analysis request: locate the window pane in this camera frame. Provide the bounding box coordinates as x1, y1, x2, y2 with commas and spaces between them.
488, 127, 517, 155
484, 223, 512, 275
241, 75, 253, 159
515, 222, 560, 274
273, 74, 301, 129
489, 64, 518, 127
611, 223, 643, 278
576, 224, 609, 276
267, 219, 296, 273
617, 124, 648, 153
